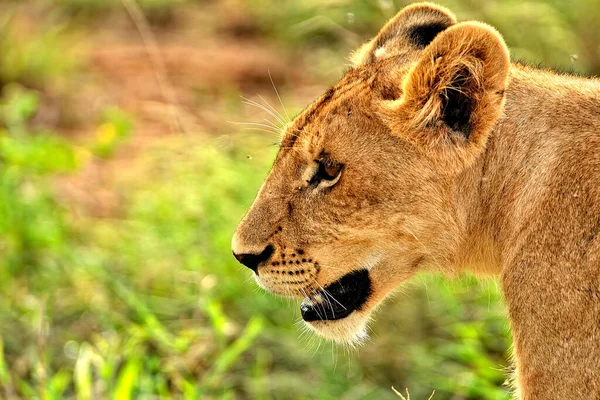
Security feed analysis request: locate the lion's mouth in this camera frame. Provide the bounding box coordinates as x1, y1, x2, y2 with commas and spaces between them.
300, 269, 372, 321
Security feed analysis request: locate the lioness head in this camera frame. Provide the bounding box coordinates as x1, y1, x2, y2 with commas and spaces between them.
232, 3, 510, 343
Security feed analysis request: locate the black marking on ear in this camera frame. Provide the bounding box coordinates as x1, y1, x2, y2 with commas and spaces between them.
440, 69, 474, 138
407, 22, 450, 48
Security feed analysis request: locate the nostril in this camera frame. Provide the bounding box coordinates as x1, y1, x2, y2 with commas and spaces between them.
233, 245, 274, 274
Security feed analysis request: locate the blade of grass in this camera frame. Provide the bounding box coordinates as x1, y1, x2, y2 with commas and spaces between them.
205, 300, 228, 348
45, 369, 71, 400
199, 315, 264, 391
113, 358, 142, 400
75, 343, 93, 400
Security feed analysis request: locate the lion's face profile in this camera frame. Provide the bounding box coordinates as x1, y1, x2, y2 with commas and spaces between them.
232, 3, 509, 343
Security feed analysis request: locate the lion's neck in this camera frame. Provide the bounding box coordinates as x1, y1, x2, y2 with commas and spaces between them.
456, 65, 600, 275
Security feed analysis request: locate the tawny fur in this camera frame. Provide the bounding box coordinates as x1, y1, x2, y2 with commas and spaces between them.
233, 3, 600, 399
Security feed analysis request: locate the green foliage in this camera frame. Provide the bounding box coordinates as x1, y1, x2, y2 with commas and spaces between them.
0, 86, 78, 287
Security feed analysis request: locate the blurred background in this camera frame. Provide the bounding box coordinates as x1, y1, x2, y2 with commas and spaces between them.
0, 0, 598, 398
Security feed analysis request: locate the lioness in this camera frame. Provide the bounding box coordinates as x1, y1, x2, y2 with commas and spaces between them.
232, 3, 600, 398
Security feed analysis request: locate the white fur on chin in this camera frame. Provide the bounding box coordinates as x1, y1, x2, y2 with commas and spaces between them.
304, 310, 372, 347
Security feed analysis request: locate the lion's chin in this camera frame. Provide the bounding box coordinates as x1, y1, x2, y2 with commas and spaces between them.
299, 268, 376, 345
303, 310, 373, 345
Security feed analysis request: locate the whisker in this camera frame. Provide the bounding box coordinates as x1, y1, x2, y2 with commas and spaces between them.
307, 286, 328, 321
309, 278, 335, 318
301, 287, 324, 321
297, 318, 317, 352
268, 69, 290, 121
227, 120, 281, 133
312, 262, 345, 272
241, 101, 286, 129
312, 333, 324, 358
317, 291, 329, 320
310, 276, 346, 311
242, 101, 285, 131
240, 127, 281, 135
241, 96, 287, 128
262, 117, 281, 131
258, 93, 288, 125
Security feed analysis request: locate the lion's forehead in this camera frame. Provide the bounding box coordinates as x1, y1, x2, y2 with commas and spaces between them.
282, 59, 412, 149
281, 71, 377, 149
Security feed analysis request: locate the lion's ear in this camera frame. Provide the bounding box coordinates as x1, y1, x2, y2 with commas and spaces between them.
383, 22, 510, 168
352, 2, 456, 67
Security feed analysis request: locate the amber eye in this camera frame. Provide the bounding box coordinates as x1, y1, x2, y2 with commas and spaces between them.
309, 159, 343, 187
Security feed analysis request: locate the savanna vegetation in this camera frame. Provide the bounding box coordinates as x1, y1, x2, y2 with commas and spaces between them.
0, 1, 598, 399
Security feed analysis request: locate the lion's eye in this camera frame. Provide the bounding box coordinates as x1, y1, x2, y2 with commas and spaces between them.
309, 159, 343, 187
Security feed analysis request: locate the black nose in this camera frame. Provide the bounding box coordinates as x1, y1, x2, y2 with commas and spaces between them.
233, 245, 274, 273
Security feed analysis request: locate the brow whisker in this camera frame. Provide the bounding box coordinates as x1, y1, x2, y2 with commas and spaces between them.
240, 127, 281, 135
258, 94, 288, 126
268, 69, 290, 122
241, 96, 287, 128
227, 120, 281, 133
262, 117, 282, 131
241, 101, 286, 129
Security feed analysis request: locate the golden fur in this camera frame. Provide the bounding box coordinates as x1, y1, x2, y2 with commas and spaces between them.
232, 3, 600, 398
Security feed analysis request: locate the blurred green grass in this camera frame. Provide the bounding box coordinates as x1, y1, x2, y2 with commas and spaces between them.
0, 0, 598, 398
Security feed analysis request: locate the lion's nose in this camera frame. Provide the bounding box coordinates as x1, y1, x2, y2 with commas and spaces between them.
232, 244, 274, 274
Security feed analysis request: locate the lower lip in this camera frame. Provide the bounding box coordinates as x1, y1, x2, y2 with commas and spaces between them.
300, 269, 372, 322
